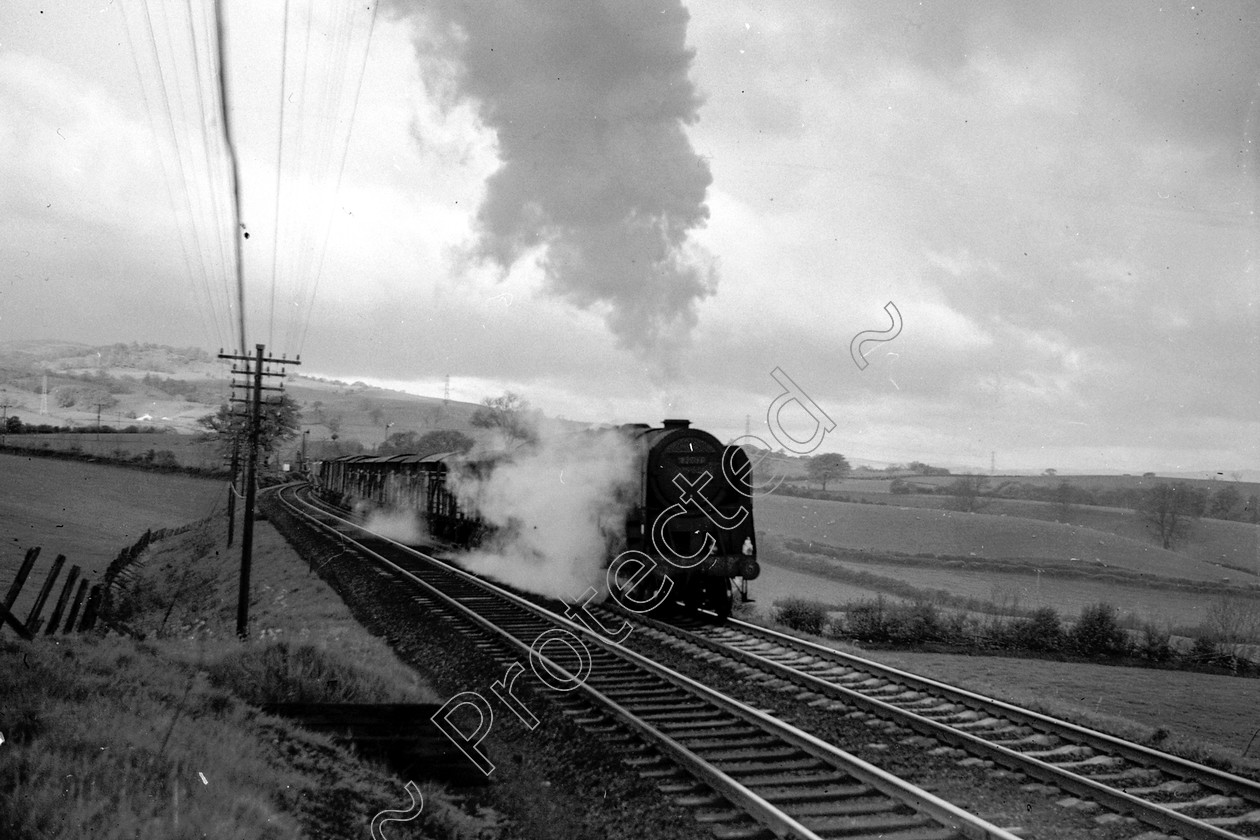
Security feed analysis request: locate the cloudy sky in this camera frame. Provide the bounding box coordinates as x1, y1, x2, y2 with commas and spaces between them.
2, 1, 1257, 473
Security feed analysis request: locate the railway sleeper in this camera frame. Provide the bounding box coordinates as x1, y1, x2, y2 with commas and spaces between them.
736, 770, 855, 788
796, 810, 940, 838
1202, 809, 1260, 829
788, 796, 916, 819
720, 757, 831, 776
758, 782, 874, 805
692, 806, 744, 824
693, 745, 805, 763
1021, 744, 1096, 761
675, 735, 783, 751
1050, 754, 1129, 773
1161, 793, 1248, 812
1123, 779, 1203, 798
709, 821, 775, 840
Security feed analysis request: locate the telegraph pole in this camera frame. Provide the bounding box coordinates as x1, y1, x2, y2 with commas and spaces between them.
218, 344, 299, 638
0, 389, 12, 445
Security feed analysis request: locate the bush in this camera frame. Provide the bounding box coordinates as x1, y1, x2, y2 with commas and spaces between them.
1010, 607, 1063, 652
1138, 622, 1173, 662
773, 597, 829, 636
1070, 602, 1129, 657
885, 600, 944, 645
844, 596, 889, 642
206, 641, 401, 705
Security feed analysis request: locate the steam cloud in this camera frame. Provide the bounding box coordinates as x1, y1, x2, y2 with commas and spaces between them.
409, 0, 717, 357
364, 508, 427, 544
447, 428, 637, 600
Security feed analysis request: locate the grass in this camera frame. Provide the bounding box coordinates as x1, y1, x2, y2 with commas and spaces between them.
0, 510, 500, 839
759, 533, 1260, 648
755, 494, 1260, 586
2, 432, 225, 469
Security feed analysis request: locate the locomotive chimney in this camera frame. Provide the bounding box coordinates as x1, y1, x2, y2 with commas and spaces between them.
662, 418, 691, 429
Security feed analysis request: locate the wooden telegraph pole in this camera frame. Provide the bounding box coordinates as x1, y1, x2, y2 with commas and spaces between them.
218, 344, 299, 638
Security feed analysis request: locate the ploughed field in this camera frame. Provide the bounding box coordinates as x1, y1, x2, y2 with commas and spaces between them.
0, 452, 222, 620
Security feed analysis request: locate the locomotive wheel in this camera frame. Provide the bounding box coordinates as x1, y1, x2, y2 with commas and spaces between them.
705, 577, 733, 619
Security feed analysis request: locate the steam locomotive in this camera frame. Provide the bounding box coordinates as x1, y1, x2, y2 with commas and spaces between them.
312, 419, 759, 616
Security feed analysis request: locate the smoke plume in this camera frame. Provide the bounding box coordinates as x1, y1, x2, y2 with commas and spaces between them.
446, 428, 638, 600
408, 0, 717, 357
364, 508, 427, 544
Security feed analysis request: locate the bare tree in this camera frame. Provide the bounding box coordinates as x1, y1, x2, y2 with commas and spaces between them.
471, 391, 537, 449
1136, 482, 1201, 549
946, 475, 990, 513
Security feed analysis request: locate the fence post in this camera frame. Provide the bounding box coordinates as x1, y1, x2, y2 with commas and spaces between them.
4, 547, 40, 611
25, 554, 65, 635
63, 579, 89, 633
79, 585, 102, 631
45, 565, 81, 636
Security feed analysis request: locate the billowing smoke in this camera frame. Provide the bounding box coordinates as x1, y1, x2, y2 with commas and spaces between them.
446, 428, 638, 600
408, 0, 717, 357
364, 508, 427, 544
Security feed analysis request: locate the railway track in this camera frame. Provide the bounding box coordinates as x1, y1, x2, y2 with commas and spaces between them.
612, 609, 1260, 840
275, 485, 1019, 840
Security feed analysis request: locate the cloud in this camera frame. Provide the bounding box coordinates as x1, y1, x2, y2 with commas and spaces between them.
396, 0, 717, 361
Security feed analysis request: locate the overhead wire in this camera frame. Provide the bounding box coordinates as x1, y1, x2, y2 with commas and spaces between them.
119, 0, 229, 352
185, 0, 239, 350
154, 1, 233, 348
121, 0, 377, 358
293, 1, 380, 356
267, 0, 293, 351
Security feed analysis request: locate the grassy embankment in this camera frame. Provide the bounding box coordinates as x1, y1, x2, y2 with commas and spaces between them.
0, 504, 501, 840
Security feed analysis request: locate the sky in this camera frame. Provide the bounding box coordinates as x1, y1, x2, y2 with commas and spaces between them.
1, 0, 1257, 474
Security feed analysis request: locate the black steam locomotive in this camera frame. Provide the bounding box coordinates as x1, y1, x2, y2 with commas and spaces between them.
312, 419, 759, 616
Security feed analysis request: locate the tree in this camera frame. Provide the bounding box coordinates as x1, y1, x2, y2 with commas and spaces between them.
1208, 484, 1242, 520
946, 475, 989, 513
378, 430, 421, 455
199, 393, 301, 458
805, 453, 851, 491
414, 429, 475, 456
1043, 468, 1057, 476
471, 392, 537, 449
1136, 482, 1201, 549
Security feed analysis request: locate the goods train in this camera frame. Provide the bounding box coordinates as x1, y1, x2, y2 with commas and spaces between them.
312, 419, 759, 616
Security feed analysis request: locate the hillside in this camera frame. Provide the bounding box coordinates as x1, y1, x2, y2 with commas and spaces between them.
754, 494, 1260, 586
0, 340, 496, 457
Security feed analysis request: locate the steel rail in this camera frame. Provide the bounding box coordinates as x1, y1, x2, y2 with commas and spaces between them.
275, 485, 1021, 840
624, 610, 1260, 840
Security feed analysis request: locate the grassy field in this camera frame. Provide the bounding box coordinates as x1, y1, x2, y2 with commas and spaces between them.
2, 432, 224, 469
755, 494, 1260, 586
0, 453, 223, 622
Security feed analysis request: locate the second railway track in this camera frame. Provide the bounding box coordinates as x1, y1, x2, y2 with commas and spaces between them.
605, 608, 1260, 840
